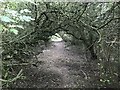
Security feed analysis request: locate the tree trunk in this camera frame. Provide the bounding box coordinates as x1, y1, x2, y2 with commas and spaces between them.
88, 45, 97, 60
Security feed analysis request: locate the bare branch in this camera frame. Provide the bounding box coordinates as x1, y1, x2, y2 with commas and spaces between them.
76, 3, 88, 22
98, 17, 120, 30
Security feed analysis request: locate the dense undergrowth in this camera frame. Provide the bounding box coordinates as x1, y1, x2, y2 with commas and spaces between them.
0, 1, 120, 88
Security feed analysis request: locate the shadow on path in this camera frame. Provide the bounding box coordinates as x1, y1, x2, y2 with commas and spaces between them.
12, 41, 98, 88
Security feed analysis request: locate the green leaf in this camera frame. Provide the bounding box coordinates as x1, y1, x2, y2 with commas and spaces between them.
5, 9, 19, 17
19, 15, 34, 22
20, 9, 31, 13
5, 9, 18, 14
0, 24, 3, 31
0, 16, 15, 22
0, 0, 4, 2
9, 25, 24, 29
9, 28, 18, 35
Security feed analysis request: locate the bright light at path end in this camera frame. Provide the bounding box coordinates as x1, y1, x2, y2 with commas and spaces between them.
51, 33, 63, 42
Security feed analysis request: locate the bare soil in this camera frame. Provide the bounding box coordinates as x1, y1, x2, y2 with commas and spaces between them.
10, 41, 99, 88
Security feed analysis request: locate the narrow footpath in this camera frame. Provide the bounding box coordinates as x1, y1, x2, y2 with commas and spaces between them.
13, 41, 98, 88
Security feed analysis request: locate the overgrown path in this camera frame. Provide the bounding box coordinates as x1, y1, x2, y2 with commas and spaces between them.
13, 41, 98, 88
37, 41, 84, 88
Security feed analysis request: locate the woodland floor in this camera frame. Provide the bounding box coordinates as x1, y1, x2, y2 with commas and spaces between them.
10, 41, 99, 88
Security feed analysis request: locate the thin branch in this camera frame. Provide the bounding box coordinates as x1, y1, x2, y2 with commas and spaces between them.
76, 3, 88, 22
98, 17, 120, 30
79, 20, 102, 43
81, 69, 88, 79
34, 1, 38, 22
0, 69, 23, 83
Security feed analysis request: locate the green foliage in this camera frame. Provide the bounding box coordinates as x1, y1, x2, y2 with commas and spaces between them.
0, 16, 15, 22
9, 28, 18, 35
1, 1, 119, 88
0, 24, 3, 31
19, 15, 34, 22
0, 2, 37, 87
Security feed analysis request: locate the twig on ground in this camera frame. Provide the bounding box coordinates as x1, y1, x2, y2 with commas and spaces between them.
80, 69, 88, 79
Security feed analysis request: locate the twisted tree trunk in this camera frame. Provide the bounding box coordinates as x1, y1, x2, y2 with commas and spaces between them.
88, 45, 97, 60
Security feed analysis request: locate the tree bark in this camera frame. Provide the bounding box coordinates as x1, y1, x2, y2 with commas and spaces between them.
88, 45, 97, 60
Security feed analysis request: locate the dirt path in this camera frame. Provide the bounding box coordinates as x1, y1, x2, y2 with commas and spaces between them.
12, 41, 97, 88
35, 41, 90, 88
38, 41, 78, 87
